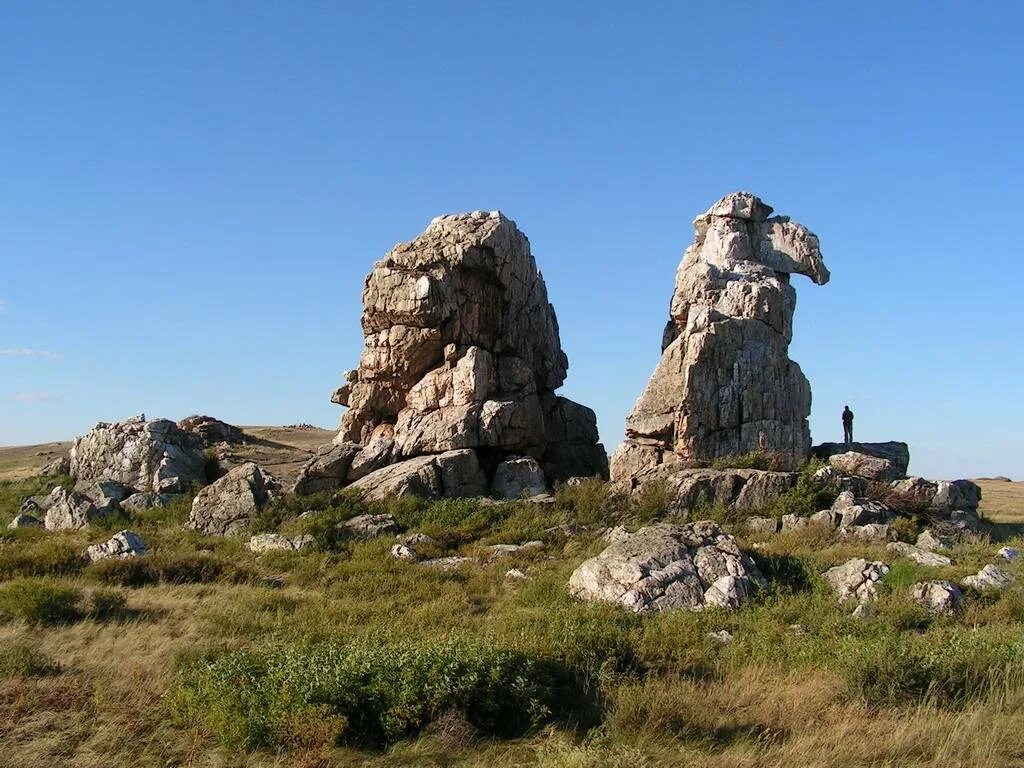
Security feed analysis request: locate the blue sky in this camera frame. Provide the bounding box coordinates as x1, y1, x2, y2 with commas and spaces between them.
2, 2, 1021, 480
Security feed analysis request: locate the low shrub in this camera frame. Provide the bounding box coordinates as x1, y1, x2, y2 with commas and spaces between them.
0, 578, 82, 625
0, 641, 60, 678
168, 638, 563, 750
87, 588, 127, 619
0, 537, 85, 578
760, 460, 838, 520
87, 551, 255, 587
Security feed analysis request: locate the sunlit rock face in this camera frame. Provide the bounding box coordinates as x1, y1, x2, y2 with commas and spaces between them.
611, 192, 829, 483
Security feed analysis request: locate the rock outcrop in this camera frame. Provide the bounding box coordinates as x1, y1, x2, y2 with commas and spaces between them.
622, 465, 798, 513
611, 193, 828, 483
44, 487, 102, 530
178, 415, 245, 446
812, 442, 910, 476
299, 211, 607, 498
568, 521, 765, 613
70, 415, 207, 494
186, 462, 268, 536
86, 530, 148, 562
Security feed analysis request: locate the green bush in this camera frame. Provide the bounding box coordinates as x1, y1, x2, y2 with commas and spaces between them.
169, 639, 563, 749
0, 641, 60, 678
0, 537, 85, 578
87, 551, 255, 587
0, 578, 82, 625
88, 588, 127, 619
760, 460, 838, 519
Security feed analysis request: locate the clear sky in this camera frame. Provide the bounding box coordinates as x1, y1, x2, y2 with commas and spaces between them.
2, 2, 1022, 480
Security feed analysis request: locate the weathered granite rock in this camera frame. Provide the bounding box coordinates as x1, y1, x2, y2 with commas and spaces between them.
745, 516, 780, 536
8, 513, 43, 529
293, 443, 362, 495
830, 491, 896, 529
40, 454, 71, 476
177, 415, 245, 445
887, 542, 952, 567
912, 581, 963, 615
316, 211, 606, 499
568, 521, 765, 613
121, 491, 179, 512
812, 442, 910, 476
916, 528, 956, 552
348, 450, 487, 501
340, 513, 399, 539
886, 477, 982, 519
483, 541, 543, 562
86, 530, 148, 562
611, 193, 828, 481
44, 487, 102, 530
828, 452, 902, 482
822, 558, 889, 604
186, 462, 268, 537
622, 465, 798, 513
18, 497, 47, 516
962, 564, 1013, 591
492, 456, 547, 499
248, 533, 315, 553
70, 415, 207, 494
390, 533, 438, 561
76, 479, 130, 516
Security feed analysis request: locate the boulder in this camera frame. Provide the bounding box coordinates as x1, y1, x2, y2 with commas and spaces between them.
340, 513, 399, 539
611, 192, 828, 482
292, 442, 362, 496
390, 533, 438, 561
912, 581, 963, 615
932, 480, 982, 513
177, 415, 245, 445
248, 533, 316, 553
76, 479, 130, 516
8, 513, 43, 529
422, 556, 474, 570
830, 491, 896, 529
483, 541, 543, 562
962, 564, 1013, 591
492, 456, 547, 499
568, 521, 765, 613
822, 558, 889, 604
186, 462, 269, 537
121, 491, 179, 512
916, 528, 955, 552
44, 487, 103, 530
86, 530, 148, 562
325, 211, 606, 498
887, 542, 952, 567
745, 516, 780, 536
69, 415, 207, 493
811, 442, 910, 476
348, 450, 487, 501
827, 452, 902, 482
622, 465, 798, 513
40, 454, 71, 476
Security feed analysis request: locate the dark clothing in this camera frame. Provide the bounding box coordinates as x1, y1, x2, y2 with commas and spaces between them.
842, 408, 854, 445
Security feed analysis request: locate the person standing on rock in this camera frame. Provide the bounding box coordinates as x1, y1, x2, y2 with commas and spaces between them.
842, 406, 854, 445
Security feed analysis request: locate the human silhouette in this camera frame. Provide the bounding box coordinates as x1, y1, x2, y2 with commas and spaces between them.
842, 405, 854, 445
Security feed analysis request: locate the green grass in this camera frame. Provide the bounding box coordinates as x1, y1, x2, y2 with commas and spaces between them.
0, 578, 83, 625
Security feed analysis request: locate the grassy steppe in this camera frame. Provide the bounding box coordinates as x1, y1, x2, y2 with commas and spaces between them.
0, 440, 1021, 767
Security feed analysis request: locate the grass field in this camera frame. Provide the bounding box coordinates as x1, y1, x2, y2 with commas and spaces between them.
0, 442, 1022, 766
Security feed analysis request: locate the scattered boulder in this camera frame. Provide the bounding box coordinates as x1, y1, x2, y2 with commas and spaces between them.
8, 513, 43, 529
708, 629, 734, 646
505, 568, 528, 580
18, 497, 47, 516
121, 491, 179, 512
998, 547, 1020, 561
70, 415, 207, 493
840, 523, 893, 542
177, 415, 245, 446
340, 513, 399, 539
962, 564, 1013, 591
40, 454, 71, 476
887, 542, 952, 567
830, 491, 896, 529
611, 192, 828, 483
248, 533, 316, 553
314, 211, 606, 500
745, 516, 780, 536
827, 451, 902, 482
390, 533, 437, 561
186, 462, 269, 536
621, 465, 798, 512
492, 457, 547, 499
483, 541, 543, 562
347, 450, 487, 501
812, 442, 910, 476
568, 521, 765, 614
912, 581, 963, 615
86, 530, 148, 562
44, 487, 102, 530
292, 443, 362, 495
421, 556, 474, 570
822, 558, 889, 604
916, 528, 955, 552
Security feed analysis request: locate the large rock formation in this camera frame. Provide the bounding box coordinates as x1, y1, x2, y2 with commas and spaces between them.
299, 211, 608, 498
611, 193, 829, 483
70, 415, 207, 494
